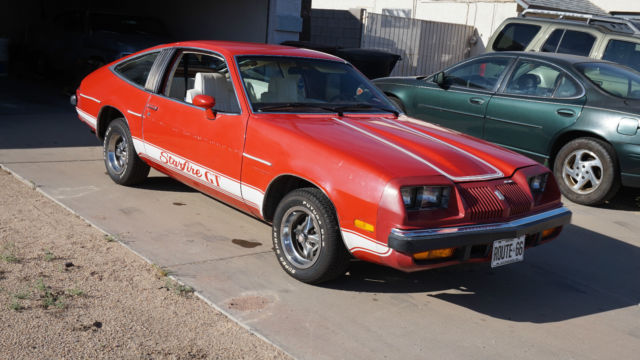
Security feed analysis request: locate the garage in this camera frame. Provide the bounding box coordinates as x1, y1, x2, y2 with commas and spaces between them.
0, 0, 303, 78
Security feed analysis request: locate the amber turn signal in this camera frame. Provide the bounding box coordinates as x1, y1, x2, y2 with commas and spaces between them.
413, 247, 455, 260
542, 226, 562, 239
354, 219, 374, 232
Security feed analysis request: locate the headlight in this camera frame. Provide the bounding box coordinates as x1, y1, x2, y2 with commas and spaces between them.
400, 186, 450, 210
528, 173, 548, 193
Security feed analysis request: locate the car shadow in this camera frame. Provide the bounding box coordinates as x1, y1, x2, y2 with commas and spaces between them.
325, 224, 640, 323
134, 176, 198, 193
599, 187, 640, 211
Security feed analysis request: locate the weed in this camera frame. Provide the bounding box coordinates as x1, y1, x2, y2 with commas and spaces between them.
153, 264, 171, 278
164, 279, 194, 297
9, 301, 24, 311
104, 234, 116, 242
14, 291, 30, 300
43, 249, 55, 262
35, 278, 46, 292
66, 288, 85, 297
1, 243, 19, 263
35, 278, 64, 309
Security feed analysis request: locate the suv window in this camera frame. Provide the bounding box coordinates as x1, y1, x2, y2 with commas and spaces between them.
444, 58, 511, 91
164, 52, 240, 113
541, 29, 595, 57
504, 60, 581, 98
603, 39, 640, 72
114, 52, 159, 87
493, 23, 541, 51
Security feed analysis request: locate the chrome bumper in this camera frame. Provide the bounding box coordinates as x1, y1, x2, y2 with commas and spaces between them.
388, 207, 572, 253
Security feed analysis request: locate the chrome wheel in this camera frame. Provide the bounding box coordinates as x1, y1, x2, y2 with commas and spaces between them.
280, 206, 321, 269
562, 149, 603, 195
106, 133, 128, 174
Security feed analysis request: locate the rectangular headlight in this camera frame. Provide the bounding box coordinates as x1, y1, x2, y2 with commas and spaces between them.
400, 186, 450, 210
528, 173, 548, 193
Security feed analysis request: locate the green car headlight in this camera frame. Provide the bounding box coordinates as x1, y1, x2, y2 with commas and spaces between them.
400, 186, 451, 210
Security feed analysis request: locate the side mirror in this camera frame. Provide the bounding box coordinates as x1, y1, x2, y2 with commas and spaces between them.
434, 71, 446, 88
193, 94, 216, 120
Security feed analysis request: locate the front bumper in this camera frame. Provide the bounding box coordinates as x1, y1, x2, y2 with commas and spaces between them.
388, 207, 571, 254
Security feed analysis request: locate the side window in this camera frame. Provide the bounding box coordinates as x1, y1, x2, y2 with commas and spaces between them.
444, 58, 511, 91
492, 23, 541, 51
114, 52, 159, 87
541, 29, 595, 57
163, 52, 240, 114
603, 39, 640, 72
504, 60, 580, 98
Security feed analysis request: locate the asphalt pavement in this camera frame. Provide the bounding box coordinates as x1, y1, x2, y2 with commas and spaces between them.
1, 77, 639, 359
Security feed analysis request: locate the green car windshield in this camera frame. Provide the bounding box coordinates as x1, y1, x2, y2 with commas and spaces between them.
236, 56, 397, 114
576, 62, 640, 100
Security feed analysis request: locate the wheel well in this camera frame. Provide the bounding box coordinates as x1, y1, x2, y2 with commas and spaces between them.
96, 106, 125, 141
262, 175, 317, 222
549, 131, 610, 168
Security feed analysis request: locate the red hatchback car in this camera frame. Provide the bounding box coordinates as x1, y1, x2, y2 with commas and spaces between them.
73, 41, 571, 283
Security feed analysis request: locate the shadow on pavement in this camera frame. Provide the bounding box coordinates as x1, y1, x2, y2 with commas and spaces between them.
134, 176, 198, 193
327, 224, 640, 323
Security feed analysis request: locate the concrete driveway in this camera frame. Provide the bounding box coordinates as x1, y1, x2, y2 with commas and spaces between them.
2, 77, 640, 359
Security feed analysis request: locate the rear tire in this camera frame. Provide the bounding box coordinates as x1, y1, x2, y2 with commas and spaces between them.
103, 118, 150, 186
272, 188, 350, 284
553, 137, 620, 205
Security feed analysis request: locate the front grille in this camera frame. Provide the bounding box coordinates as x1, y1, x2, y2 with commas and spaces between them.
458, 184, 503, 221
496, 182, 532, 216
458, 181, 532, 221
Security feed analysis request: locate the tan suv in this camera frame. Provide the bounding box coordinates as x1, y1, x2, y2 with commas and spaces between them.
486, 9, 640, 72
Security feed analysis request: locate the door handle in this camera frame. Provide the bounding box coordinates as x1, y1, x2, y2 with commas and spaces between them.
146, 104, 158, 111
469, 97, 485, 105
556, 108, 576, 117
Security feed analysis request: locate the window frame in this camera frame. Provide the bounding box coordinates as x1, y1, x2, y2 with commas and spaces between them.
540, 29, 597, 57
158, 48, 243, 115
497, 57, 586, 100
111, 50, 163, 91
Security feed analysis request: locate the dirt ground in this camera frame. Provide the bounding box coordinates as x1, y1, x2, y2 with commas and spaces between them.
0, 169, 290, 360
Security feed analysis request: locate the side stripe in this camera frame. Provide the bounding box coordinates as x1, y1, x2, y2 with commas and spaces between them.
341, 229, 392, 257
76, 107, 97, 127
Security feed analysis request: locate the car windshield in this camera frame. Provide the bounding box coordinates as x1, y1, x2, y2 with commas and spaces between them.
236, 56, 397, 114
90, 13, 168, 36
575, 62, 640, 100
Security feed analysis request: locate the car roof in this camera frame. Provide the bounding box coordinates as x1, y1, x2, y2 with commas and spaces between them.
475, 51, 611, 66
145, 40, 345, 62
503, 16, 640, 38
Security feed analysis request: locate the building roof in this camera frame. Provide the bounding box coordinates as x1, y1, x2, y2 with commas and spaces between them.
518, 0, 607, 15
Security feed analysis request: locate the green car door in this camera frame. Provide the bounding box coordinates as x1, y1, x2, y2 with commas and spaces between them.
484, 58, 586, 162
411, 57, 513, 138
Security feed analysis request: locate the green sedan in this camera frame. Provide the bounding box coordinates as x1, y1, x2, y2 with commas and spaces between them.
374, 52, 640, 205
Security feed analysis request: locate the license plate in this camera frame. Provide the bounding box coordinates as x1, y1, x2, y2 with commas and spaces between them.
491, 235, 525, 268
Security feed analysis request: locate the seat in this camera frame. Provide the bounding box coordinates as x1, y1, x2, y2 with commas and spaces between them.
261, 75, 301, 103
185, 72, 237, 113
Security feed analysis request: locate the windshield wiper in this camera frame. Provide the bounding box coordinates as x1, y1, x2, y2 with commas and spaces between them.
332, 103, 399, 117
257, 103, 338, 113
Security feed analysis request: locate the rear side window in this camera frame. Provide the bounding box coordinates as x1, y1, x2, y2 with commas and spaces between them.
603, 39, 640, 72
493, 23, 541, 51
542, 30, 595, 57
504, 60, 581, 98
114, 52, 159, 87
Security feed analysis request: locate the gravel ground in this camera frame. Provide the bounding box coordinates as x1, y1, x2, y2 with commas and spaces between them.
0, 169, 290, 360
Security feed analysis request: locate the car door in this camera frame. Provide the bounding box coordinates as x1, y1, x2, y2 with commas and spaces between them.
142, 49, 248, 205
484, 58, 586, 161
412, 56, 513, 137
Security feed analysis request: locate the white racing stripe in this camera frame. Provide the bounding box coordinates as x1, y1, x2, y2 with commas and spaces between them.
341, 229, 392, 257
76, 107, 97, 127
379, 117, 503, 180
79, 93, 101, 103
132, 138, 264, 210
333, 117, 503, 182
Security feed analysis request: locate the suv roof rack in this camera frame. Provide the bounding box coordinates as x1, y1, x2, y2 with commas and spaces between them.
520, 9, 640, 36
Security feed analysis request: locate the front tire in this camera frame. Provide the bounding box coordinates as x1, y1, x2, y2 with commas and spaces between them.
272, 188, 350, 284
553, 138, 620, 205
103, 118, 150, 186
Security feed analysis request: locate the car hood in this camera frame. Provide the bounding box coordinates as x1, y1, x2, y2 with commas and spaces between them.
283, 114, 536, 182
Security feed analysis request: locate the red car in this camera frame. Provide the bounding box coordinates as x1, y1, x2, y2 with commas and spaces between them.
72, 41, 571, 283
